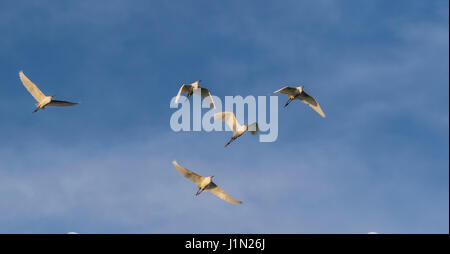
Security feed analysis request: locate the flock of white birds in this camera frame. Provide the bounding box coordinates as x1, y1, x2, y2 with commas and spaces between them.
18, 72, 325, 205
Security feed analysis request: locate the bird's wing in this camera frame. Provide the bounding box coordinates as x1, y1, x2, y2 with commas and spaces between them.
47, 100, 78, 107
19, 71, 46, 103
213, 112, 242, 135
248, 122, 259, 135
175, 85, 191, 103
172, 161, 205, 187
297, 91, 326, 118
200, 87, 216, 109
205, 182, 242, 204
273, 86, 297, 96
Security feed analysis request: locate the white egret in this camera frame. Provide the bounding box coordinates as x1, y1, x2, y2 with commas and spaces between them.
213, 112, 258, 147
19, 71, 78, 113
175, 80, 215, 108
172, 161, 242, 204
274, 85, 326, 117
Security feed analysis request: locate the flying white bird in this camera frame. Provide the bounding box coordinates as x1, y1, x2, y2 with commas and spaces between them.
19, 71, 78, 113
273, 85, 326, 117
213, 112, 258, 147
175, 80, 215, 108
172, 161, 242, 204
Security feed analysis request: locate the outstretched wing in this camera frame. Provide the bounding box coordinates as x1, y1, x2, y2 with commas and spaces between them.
19, 71, 46, 103
273, 86, 297, 96
48, 100, 78, 107
199, 87, 216, 109
205, 182, 242, 204
213, 112, 242, 136
175, 84, 191, 103
172, 161, 205, 188
297, 91, 326, 118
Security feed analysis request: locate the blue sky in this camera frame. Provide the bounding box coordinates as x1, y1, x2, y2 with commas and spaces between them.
0, 0, 448, 233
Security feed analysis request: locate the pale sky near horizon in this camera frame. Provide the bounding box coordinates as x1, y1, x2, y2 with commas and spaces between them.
0, 0, 448, 233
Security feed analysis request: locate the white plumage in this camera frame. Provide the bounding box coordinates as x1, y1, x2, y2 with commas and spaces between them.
175, 80, 215, 108
19, 71, 78, 113
172, 161, 242, 204
274, 85, 326, 118
213, 112, 258, 147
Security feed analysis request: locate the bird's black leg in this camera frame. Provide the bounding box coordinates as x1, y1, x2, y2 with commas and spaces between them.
32, 107, 39, 114
284, 99, 293, 108
225, 137, 235, 147
195, 188, 203, 196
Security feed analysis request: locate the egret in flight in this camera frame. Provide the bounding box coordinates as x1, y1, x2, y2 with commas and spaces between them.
213, 112, 258, 147
19, 71, 78, 113
274, 85, 326, 117
175, 80, 216, 108
172, 161, 242, 204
